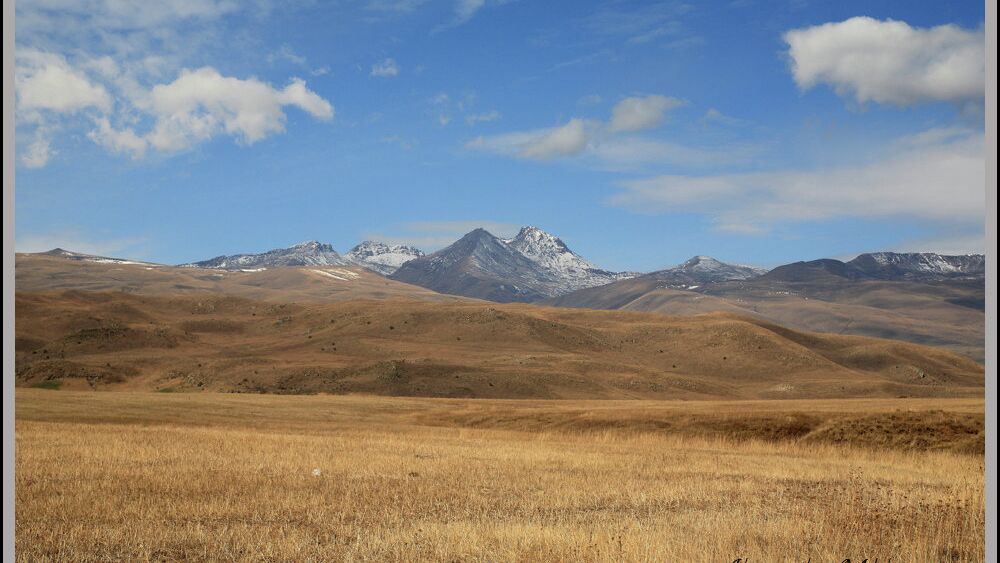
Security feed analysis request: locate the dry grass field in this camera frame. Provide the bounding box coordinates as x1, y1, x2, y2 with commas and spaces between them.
16, 390, 985, 561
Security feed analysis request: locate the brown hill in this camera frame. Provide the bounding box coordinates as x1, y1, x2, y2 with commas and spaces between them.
547, 275, 985, 362
15, 253, 460, 304
15, 289, 983, 400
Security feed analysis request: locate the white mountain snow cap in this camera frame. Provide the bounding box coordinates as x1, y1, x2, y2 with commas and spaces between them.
346, 241, 424, 275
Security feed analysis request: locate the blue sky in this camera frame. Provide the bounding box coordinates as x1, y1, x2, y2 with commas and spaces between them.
14, 0, 986, 271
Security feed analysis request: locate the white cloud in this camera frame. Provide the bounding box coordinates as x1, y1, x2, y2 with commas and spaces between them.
609, 129, 985, 232
370, 58, 400, 77
590, 136, 756, 169
465, 110, 501, 125
20, 137, 54, 168
467, 94, 741, 168
15, 50, 111, 114
17, 0, 241, 30
16, 3, 336, 167
455, 0, 486, 24
88, 117, 149, 159
784, 17, 985, 107
15, 230, 148, 257
891, 231, 985, 255
142, 68, 333, 153
701, 108, 749, 127
608, 95, 684, 132
468, 118, 597, 160
366, 219, 521, 250
268, 45, 306, 66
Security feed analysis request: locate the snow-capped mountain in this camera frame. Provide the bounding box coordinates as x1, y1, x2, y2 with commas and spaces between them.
848, 252, 985, 280
390, 226, 631, 302
505, 226, 634, 292
762, 252, 986, 282
182, 240, 349, 270
345, 241, 424, 275
633, 255, 767, 289
667, 256, 766, 282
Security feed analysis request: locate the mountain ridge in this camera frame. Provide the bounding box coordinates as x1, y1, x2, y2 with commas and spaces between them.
390, 226, 636, 302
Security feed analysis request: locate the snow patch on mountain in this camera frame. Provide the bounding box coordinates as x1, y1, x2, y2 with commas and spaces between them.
39, 248, 161, 267
672, 255, 767, 281
853, 252, 984, 277
505, 226, 635, 292
345, 241, 424, 275
182, 240, 350, 270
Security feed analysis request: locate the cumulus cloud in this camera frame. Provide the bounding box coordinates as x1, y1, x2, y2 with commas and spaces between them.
15, 50, 111, 113
370, 58, 400, 77
88, 117, 149, 159
609, 129, 984, 233
608, 95, 684, 132
468, 118, 598, 160
784, 17, 985, 107
15, 2, 337, 167
141, 68, 333, 153
17, 60, 334, 163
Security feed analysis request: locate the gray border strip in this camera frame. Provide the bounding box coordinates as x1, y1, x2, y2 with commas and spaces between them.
985, 0, 997, 560
4, 0, 16, 560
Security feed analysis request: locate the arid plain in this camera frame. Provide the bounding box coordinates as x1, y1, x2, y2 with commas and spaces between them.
14, 254, 986, 561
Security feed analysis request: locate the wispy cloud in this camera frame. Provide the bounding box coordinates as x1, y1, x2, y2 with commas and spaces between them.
16, 230, 149, 258
468, 118, 600, 160
608, 95, 685, 132
465, 110, 501, 125
364, 220, 521, 250
467, 93, 706, 166
370, 58, 400, 77
609, 128, 985, 234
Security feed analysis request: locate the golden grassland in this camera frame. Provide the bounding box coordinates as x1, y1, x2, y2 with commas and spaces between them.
16, 390, 985, 562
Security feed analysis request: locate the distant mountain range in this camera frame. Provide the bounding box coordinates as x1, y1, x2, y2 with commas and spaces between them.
763, 253, 986, 282
28, 230, 985, 303
20, 239, 986, 361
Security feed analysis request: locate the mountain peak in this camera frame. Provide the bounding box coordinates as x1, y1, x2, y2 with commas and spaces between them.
183, 240, 347, 270
292, 240, 335, 252
345, 241, 424, 276
679, 255, 723, 269
647, 256, 764, 285
391, 226, 630, 301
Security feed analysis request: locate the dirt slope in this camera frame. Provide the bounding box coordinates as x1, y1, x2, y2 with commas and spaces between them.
15, 290, 983, 400
547, 276, 985, 361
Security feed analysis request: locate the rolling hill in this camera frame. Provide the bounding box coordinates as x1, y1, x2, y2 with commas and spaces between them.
14, 289, 983, 400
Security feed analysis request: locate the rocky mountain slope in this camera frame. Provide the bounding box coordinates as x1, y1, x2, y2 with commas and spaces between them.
345, 241, 424, 275
390, 226, 633, 302
181, 240, 349, 270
